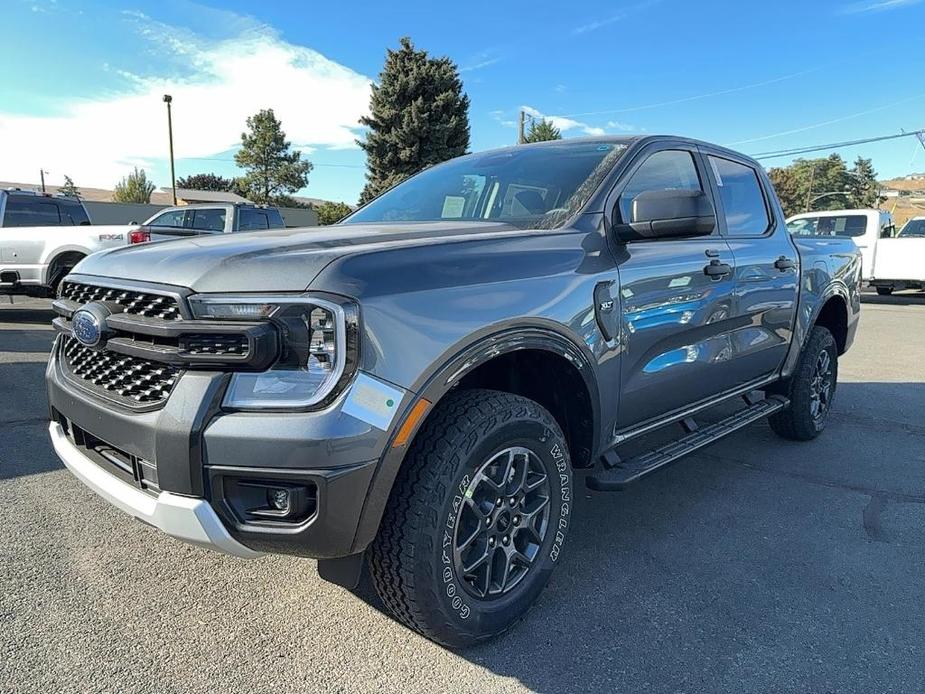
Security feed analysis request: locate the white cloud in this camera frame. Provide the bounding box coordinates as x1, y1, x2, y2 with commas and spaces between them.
0, 12, 371, 188
519, 105, 626, 137
572, 0, 662, 34
841, 0, 921, 12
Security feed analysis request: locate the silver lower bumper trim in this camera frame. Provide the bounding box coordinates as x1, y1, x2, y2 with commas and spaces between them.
49, 422, 262, 559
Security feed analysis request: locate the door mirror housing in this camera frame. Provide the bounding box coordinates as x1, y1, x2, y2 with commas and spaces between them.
616, 189, 716, 240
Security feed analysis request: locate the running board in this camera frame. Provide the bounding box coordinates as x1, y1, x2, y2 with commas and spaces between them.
586, 395, 789, 491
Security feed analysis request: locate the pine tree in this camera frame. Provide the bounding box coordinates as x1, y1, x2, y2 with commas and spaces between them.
59, 175, 80, 198
847, 157, 881, 208
112, 167, 155, 203
234, 109, 312, 204
357, 37, 470, 204
523, 118, 562, 143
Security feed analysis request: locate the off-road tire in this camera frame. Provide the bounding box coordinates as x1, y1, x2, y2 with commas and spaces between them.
768, 326, 838, 441
876, 286, 893, 296
369, 389, 573, 648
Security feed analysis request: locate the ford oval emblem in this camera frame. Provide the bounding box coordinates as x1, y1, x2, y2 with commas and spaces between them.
72, 309, 102, 347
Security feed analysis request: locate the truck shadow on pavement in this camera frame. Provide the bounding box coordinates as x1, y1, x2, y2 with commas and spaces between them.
350, 381, 925, 694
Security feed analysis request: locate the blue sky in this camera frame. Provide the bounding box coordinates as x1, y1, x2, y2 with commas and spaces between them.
2, 0, 924, 203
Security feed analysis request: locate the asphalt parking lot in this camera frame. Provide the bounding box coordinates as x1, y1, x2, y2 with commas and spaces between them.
1, 292, 924, 694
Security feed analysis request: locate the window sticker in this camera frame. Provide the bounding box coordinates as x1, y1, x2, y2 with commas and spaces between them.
441, 196, 465, 218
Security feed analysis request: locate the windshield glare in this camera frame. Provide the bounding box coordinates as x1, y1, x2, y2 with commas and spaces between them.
344, 142, 628, 229
898, 219, 925, 237
786, 214, 868, 237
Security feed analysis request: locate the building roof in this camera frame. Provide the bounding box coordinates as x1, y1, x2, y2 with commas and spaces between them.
165, 188, 252, 204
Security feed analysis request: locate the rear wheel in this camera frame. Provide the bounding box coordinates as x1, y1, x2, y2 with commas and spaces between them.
769, 326, 838, 441
369, 389, 573, 648
876, 286, 893, 296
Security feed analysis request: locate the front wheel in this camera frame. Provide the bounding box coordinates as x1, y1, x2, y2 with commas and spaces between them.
768, 326, 838, 441
369, 389, 573, 648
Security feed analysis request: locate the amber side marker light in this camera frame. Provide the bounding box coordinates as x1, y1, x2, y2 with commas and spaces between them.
392, 399, 431, 448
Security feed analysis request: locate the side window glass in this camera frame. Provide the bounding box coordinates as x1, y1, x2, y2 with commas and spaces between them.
238, 209, 269, 231
708, 156, 770, 236
58, 202, 90, 226
3, 199, 61, 227
148, 209, 188, 227
190, 208, 226, 231
619, 150, 702, 223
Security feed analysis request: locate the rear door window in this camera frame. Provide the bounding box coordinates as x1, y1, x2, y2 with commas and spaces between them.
3, 198, 62, 227
708, 156, 770, 236
190, 208, 226, 232
238, 208, 270, 231
264, 208, 285, 229
58, 201, 90, 225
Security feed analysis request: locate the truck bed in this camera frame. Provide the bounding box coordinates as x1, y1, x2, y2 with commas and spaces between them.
872, 237, 925, 283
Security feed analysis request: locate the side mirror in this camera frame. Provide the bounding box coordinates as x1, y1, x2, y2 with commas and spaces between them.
616, 189, 716, 240
881, 224, 895, 238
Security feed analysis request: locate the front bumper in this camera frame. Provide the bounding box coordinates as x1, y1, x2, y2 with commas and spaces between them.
47, 342, 397, 560
50, 421, 261, 558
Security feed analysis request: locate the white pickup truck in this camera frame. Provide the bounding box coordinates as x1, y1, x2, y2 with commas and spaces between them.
868, 216, 925, 295
786, 209, 894, 282
0, 190, 137, 297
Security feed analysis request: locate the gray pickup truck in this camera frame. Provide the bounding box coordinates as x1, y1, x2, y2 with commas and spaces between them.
130, 202, 286, 244
45, 136, 860, 647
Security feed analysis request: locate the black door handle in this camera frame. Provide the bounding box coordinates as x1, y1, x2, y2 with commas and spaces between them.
703, 260, 732, 278
774, 256, 796, 271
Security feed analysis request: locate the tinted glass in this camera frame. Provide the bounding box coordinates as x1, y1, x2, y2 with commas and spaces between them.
58, 200, 90, 225
148, 209, 188, 227
709, 156, 770, 236
898, 219, 925, 237
787, 215, 868, 238
619, 150, 702, 222
238, 208, 269, 231
3, 198, 61, 227
345, 142, 628, 229
265, 208, 285, 229
190, 208, 226, 232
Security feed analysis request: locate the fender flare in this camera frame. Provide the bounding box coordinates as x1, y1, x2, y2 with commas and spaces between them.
781, 279, 851, 380
349, 323, 602, 554
41, 247, 89, 287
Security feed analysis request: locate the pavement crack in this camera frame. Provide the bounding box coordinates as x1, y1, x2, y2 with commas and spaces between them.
862, 495, 888, 543
1, 416, 47, 428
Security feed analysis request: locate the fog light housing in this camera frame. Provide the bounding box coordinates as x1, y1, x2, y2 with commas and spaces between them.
267, 487, 291, 513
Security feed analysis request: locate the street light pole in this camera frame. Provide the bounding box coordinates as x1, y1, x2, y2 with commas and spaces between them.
163, 94, 177, 205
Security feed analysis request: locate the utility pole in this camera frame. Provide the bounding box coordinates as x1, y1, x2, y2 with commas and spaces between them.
804, 162, 817, 213
518, 110, 526, 145
163, 94, 177, 205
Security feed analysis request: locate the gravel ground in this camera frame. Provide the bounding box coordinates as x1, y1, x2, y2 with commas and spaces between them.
1, 292, 924, 694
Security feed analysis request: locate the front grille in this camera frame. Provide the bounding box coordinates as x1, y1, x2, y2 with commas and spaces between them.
60, 281, 182, 321
61, 336, 180, 405
180, 334, 249, 356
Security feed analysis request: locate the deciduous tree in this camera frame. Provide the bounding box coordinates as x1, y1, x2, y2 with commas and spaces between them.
112, 167, 155, 203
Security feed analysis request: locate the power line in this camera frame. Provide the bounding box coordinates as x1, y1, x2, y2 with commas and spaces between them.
749, 129, 925, 161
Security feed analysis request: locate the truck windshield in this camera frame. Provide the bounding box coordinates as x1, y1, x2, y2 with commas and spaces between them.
787, 215, 868, 237
344, 142, 628, 229
898, 219, 925, 237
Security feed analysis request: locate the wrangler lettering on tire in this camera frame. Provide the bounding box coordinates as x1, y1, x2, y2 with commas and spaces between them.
369, 389, 573, 648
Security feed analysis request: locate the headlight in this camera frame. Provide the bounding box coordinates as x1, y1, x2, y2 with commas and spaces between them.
188, 293, 358, 410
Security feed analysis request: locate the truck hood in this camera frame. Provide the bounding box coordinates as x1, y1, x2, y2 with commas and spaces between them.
73, 221, 522, 293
